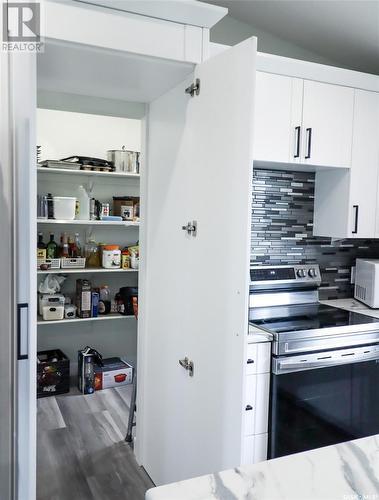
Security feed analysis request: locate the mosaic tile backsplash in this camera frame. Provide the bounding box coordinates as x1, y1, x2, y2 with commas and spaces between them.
251, 168, 379, 300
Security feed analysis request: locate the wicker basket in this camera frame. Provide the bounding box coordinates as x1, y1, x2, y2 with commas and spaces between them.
37, 258, 61, 270
61, 257, 86, 269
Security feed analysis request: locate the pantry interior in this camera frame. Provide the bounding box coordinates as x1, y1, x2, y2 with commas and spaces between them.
36, 109, 141, 375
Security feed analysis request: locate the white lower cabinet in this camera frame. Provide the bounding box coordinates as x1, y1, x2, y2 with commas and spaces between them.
241, 434, 268, 466
244, 373, 270, 436
246, 341, 271, 375
242, 341, 271, 465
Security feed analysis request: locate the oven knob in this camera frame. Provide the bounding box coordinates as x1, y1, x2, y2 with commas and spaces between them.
308, 268, 317, 278
296, 269, 306, 278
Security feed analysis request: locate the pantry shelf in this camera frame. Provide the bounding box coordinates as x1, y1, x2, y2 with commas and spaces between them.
37, 167, 140, 180
37, 219, 140, 227
37, 268, 138, 275
37, 314, 135, 325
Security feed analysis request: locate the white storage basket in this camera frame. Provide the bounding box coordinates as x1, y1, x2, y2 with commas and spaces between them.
61, 258, 86, 269
37, 258, 61, 270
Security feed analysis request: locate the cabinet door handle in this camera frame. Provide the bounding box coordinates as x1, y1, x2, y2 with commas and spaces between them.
352, 205, 359, 234
17, 303, 29, 360
245, 405, 253, 411
294, 126, 301, 158
305, 128, 312, 159
246, 358, 255, 364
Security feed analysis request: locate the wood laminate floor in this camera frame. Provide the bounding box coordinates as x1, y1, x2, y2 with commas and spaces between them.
37, 386, 154, 500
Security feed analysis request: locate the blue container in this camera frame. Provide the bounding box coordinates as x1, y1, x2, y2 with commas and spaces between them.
91, 292, 99, 317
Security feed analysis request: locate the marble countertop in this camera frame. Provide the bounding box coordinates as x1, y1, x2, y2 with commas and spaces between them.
146, 434, 379, 500
320, 298, 379, 319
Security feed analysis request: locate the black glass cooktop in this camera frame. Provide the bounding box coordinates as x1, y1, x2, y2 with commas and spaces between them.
249, 303, 379, 334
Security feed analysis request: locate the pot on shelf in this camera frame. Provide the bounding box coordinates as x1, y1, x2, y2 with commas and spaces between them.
107, 146, 139, 174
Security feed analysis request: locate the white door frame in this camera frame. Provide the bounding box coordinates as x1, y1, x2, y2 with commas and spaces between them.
0, 44, 17, 500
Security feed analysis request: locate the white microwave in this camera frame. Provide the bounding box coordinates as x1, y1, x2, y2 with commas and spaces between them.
355, 259, 379, 308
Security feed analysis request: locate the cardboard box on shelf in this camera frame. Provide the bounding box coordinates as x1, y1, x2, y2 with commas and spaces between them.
76, 279, 91, 318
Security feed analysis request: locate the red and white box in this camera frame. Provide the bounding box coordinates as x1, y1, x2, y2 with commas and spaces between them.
94, 357, 133, 390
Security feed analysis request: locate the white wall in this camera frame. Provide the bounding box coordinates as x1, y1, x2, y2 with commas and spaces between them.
211, 15, 338, 67
37, 108, 142, 161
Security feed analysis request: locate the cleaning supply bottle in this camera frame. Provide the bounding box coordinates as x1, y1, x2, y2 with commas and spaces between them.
77, 185, 90, 220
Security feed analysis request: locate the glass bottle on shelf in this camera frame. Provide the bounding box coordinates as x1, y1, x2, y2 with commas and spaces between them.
61, 232, 69, 258
74, 233, 81, 257
37, 232, 46, 259
84, 240, 100, 268
46, 233, 58, 259
46, 193, 54, 219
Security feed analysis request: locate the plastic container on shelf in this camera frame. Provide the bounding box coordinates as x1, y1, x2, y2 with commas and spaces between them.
42, 305, 65, 321
102, 245, 121, 269
53, 196, 76, 220
76, 185, 90, 220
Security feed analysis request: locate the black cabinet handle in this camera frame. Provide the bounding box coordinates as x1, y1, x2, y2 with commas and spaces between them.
245, 405, 253, 411
352, 205, 359, 234
247, 359, 255, 364
305, 127, 312, 159
17, 303, 29, 360
294, 126, 301, 158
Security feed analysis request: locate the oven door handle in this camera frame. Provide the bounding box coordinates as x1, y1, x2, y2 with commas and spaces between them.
273, 347, 379, 374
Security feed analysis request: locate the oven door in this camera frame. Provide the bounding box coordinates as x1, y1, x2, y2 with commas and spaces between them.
269, 344, 379, 459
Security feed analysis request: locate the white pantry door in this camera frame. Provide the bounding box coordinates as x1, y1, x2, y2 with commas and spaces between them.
138, 37, 256, 486
1, 50, 37, 500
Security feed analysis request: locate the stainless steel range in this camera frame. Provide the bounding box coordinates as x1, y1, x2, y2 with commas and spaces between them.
249, 264, 379, 459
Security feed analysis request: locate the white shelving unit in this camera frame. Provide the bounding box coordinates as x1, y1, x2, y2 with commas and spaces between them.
37, 160, 140, 330
37, 219, 139, 227
37, 314, 135, 325
37, 166, 140, 180
37, 267, 138, 275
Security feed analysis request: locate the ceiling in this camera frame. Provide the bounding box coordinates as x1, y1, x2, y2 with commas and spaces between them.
204, 0, 379, 75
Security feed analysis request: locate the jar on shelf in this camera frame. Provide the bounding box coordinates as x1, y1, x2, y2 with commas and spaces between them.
102, 245, 121, 269
84, 240, 100, 268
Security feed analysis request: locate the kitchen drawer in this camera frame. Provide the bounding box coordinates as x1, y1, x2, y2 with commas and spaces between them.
241, 433, 268, 465
244, 373, 270, 436
246, 342, 271, 375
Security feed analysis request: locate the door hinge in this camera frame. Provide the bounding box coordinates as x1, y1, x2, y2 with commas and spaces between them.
181, 220, 197, 237
185, 78, 200, 97
179, 357, 194, 377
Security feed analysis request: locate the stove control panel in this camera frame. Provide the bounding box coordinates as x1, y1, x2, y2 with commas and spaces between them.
250, 264, 321, 284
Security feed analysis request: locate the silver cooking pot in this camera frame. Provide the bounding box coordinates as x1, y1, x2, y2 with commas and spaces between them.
107, 146, 140, 173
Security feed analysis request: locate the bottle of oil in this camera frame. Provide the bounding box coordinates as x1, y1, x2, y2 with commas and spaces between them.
46, 233, 58, 259
37, 232, 46, 259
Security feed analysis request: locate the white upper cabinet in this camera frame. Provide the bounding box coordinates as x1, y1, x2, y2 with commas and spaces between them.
254, 72, 355, 168
302, 80, 354, 168
352, 90, 379, 238
44, 1, 207, 64
254, 72, 302, 163
313, 89, 379, 238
